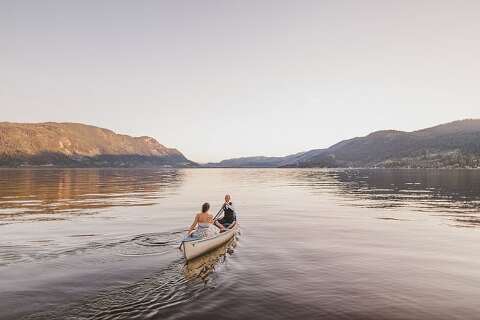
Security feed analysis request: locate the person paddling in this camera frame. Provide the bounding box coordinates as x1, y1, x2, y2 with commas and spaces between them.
187, 202, 218, 239
214, 194, 237, 231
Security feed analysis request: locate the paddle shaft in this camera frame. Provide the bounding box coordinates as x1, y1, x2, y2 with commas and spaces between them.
213, 203, 225, 221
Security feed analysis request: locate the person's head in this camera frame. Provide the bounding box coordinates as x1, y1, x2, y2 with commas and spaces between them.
224, 194, 231, 203
201, 202, 210, 213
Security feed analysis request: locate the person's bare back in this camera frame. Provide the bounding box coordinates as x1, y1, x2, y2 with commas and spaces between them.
187, 202, 217, 238
196, 212, 213, 224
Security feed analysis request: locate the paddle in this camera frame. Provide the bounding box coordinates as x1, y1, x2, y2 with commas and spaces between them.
213, 203, 226, 221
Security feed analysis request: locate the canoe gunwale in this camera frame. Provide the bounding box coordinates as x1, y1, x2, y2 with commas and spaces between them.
183, 221, 237, 244
182, 221, 238, 261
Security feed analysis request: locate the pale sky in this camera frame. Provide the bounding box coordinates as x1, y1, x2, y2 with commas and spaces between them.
2, 1, 480, 162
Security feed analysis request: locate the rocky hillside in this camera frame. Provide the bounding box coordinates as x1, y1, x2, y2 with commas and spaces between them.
299, 119, 480, 168
208, 119, 480, 168
0, 122, 196, 167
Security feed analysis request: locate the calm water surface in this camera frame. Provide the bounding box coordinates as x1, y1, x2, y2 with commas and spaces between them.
1, 168, 480, 319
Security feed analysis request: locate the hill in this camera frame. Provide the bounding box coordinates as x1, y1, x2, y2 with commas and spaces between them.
204, 149, 325, 168
208, 119, 480, 168
300, 119, 480, 168
0, 122, 196, 167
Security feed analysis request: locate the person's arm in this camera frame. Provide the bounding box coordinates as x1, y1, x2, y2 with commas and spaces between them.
214, 208, 226, 230
187, 214, 199, 235
213, 203, 226, 222
220, 202, 227, 215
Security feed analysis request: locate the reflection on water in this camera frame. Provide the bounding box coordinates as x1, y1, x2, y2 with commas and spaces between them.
0, 168, 184, 222
2, 168, 480, 320
183, 237, 238, 281
292, 169, 480, 227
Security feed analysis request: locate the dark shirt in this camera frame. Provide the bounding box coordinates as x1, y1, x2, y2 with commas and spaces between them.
222, 202, 236, 223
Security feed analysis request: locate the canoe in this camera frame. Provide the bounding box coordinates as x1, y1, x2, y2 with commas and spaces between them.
181, 222, 238, 261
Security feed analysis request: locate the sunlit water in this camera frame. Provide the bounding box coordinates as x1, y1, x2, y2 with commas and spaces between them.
1, 168, 480, 319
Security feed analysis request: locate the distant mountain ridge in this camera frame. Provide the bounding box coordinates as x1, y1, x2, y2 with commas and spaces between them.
207, 119, 480, 168
3, 119, 480, 169
0, 122, 195, 167
203, 149, 326, 168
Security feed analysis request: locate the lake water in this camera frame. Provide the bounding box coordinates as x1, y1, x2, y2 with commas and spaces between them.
1, 168, 480, 320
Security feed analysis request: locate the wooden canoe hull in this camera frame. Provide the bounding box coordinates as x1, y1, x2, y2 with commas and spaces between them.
182, 223, 238, 261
